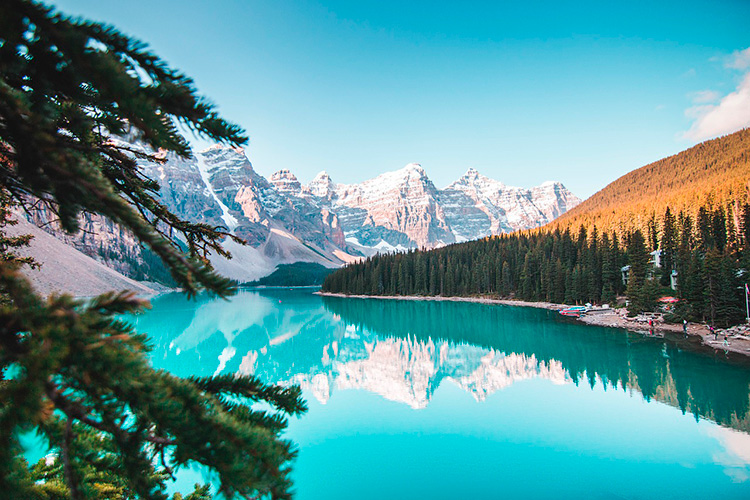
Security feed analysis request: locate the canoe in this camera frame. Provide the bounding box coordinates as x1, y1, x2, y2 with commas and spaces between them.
559, 305, 589, 317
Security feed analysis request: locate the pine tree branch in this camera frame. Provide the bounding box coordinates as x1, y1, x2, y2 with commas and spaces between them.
62, 417, 82, 500
45, 383, 177, 447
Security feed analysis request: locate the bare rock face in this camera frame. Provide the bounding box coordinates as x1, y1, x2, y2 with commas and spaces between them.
436, 188, 494, 242
531, 181, 581, 221
23, 205, 149, 279
299, 164, 580, 253
152, 146, 355, 275
441, 168, 581, 240
330, 163, 455, 249
269, 169, 302, 196
142, 152, 581, 277
141, 152, 226, 228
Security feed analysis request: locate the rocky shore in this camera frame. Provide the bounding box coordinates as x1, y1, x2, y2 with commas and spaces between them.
318, 292, 750, 358
577, 308, 750, 356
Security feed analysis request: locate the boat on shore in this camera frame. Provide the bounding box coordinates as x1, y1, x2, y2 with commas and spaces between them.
559, 305, 589, 317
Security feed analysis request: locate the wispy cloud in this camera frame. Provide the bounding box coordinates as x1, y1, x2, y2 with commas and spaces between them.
683, 47, 750, 141
688, 89, 721, 104
727, 47, 750, 70
684, 73, 750, 141
682, 68, 697, 78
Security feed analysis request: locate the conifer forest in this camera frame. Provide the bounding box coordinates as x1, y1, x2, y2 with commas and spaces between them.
323, 201, 750, 327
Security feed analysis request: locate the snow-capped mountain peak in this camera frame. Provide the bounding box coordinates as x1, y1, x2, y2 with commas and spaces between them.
439, 168, 580, 239
461, 167, 483, 180
448, 167, 507, 194
401, 162, 425, 173
305, 171, 337, 199
136, 144, 579, 279
367, 162, 430, 188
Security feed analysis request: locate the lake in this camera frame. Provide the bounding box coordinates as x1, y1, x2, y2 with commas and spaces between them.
130, 288, 750, 499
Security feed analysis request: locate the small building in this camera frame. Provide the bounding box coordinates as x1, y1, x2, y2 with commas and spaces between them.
649, 249, 662, 268
622, 254, 674, 288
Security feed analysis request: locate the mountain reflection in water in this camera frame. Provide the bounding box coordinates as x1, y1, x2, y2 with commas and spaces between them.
134, 288, 750, 433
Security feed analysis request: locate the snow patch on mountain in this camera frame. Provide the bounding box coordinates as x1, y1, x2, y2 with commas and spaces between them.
196, 150, 238, 231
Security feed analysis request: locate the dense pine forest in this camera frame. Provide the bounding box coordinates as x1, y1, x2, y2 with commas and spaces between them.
323, 130, 750, 327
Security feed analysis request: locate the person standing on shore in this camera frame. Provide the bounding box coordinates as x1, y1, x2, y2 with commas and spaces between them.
683, 319, 688, 337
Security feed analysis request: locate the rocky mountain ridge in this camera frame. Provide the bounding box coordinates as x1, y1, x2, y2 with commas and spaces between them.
24, 143, 580, 284
141, 145, 579, 279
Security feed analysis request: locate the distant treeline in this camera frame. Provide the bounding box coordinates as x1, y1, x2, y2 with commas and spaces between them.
246, 262, 334, 287
323, 201, 750, 327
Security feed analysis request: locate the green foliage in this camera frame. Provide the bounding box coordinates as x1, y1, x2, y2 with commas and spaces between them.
625, 230, 652, 315
659, 207, 677, 287
16, 425, 217, 499
0, 1, 307, 498
0, 188, 37, 272
1, 263, 307, 499
0, 0, 245, 297
324, 226, 627, 306
324, 200, 750, 327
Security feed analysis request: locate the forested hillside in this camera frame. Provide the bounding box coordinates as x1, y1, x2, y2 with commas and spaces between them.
323, 129, 750, 327
553, 128, 750, 234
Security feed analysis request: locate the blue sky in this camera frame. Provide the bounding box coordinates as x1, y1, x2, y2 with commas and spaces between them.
51, 0, 750, 198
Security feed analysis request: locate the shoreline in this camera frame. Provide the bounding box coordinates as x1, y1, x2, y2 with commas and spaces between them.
317, 292, 750, 359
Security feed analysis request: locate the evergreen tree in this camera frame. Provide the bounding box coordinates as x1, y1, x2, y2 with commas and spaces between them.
676, 211, 693, 298
0, 2, 306, 498
703, 249, 722, 325
740, 203, 750, 272
740, 204, 750, 249
697, 206, 714, 251
647, 213, 658, 251
626, 230, 650, 315
0, 189, 37, 273
600, 232, 618, 305
712, 206, 728, 253
501, 260, 512, 296
659, 207, 677, 287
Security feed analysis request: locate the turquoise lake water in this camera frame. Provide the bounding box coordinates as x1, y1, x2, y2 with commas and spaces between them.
128, 288, 750, 499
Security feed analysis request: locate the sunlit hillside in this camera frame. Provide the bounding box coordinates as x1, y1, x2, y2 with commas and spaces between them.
551, 128, 750, 233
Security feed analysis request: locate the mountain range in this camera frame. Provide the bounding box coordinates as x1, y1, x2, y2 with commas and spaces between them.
18, 142, 579, 289
135, 145, 579, 282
